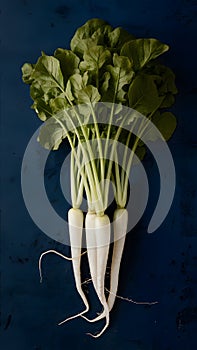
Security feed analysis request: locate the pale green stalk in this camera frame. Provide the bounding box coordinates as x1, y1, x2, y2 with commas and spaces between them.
56, 82, 104, 213
76, 177, 84, 208
64, 97, 104, 213
53, 116, 92, 206
120, 116, 139, 189
70, 146, 77, 207
122, 115, 155, 205
90, 104, 105, 191
103, 69, 121, 163
103, 113, 131, 209
114, 149, 124, 207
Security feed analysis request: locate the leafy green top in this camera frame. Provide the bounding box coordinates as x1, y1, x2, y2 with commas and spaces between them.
21, 18, 177, 152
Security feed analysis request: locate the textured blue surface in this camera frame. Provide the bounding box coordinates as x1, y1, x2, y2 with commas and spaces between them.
1, 0, 197, 349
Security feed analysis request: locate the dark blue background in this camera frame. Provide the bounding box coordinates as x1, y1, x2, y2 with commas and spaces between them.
1, 0, 197, 349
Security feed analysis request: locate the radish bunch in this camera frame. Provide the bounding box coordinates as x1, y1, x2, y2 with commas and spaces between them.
22, 18, 177, 337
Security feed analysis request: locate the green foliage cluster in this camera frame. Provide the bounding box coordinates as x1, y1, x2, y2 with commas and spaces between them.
22, 18, 177, 153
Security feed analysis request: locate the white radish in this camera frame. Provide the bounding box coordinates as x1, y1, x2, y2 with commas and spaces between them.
81, 212, 106, 322
82, 212, 98, 323
83, 208, 128, 323
86, 214, 111, 338
58, 208, 89, 325
107, 208, 128, 310
85, 212, 97, 291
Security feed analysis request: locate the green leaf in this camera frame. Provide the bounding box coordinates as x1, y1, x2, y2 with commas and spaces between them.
143, 111, 177, 141
108, 27, 135, 52
65, 72, 89, 101
153, 64, 177, 95
80, 45, 111, 72
160, 93, 175, 108
70, 18, 108, 57
50, 97, 70, 114
31, 99, 52, 121
133, 146, 146, 164
30, 80, 59, 121
91, 25, 113, 45
72, 38, 99, 58
30, 78, 64, 121
153, 111, 177, 141
128, 74, 163, 115
77, 85, 101, 104
141, 63, 177, 108
76, 18, 108, 39
38, 114, 67, 150
31, 54, 64, 90
101, 71, 111, 95
30, 80, 45, 100
142, 63, 177, 96
30, 80, 61, 102
65, 79, 75, 102
66, 73, 83, 100
54, 48, 80, 83
38, 106, 83, 150
121, 38, 169, 70
113, 53, 134, 86
103, 53, 134, 102
108, 27, 121, 48
21, 63, 35, 84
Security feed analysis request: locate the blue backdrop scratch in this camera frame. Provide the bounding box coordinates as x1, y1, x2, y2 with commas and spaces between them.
1, 0, 197, 349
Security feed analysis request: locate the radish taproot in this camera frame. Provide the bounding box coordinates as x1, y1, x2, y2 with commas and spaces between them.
85, 214, 111, 337
58, 208, 89, 324
21, 18, 177, 337
108, 209, 128, 312
82, 209, 128, 323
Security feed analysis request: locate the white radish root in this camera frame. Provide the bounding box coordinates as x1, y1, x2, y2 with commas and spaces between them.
85, 212, 97, 291
38, 208, 158, 337
58, 208, 89, 324
82, 208, 158, 327
82, 208, 127, 323
38, 208, 90, 324
105, 288, 158, 305
38, 249, 86, 283
85, 214, 111, 338
82, 212, 103, 323
107, 208, 128, 311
